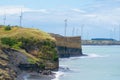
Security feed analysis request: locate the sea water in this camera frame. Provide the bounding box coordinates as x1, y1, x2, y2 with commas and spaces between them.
54, 46, 120, 80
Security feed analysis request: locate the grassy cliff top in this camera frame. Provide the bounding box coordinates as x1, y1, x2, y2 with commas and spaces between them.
0, 25, 58, 65
0, 26, 55, 41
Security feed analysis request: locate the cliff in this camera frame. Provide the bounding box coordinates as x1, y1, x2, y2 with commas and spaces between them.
50, 33, 83, 58
0, 26, 59, 80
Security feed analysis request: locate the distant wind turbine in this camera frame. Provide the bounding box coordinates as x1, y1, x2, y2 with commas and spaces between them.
20, 9, 23, 27
119, 25, 120, 41
81, 24, 84, 40
64, 19, 67, 37
3, 11, 6, 25
72, 27, 75, 36
64, 19, 68, 56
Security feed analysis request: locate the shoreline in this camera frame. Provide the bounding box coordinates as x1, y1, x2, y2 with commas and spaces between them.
16, 71, 56, 80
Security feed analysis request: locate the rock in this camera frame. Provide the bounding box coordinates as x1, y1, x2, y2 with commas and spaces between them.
41, 70, 52, 75
0, 49, 17, 80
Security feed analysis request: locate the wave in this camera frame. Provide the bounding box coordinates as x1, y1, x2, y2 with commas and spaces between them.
87, 53, 105, 58
69, 53, 108, 60
52, 71, 64, 80
85, 53, 109, 58
52, 66, 71, 80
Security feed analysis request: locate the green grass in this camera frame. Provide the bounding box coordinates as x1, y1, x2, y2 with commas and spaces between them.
0, 26, 55, 41
0, 26, 57, 64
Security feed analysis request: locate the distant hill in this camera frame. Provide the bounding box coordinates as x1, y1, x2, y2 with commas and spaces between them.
82, 40, 120, 45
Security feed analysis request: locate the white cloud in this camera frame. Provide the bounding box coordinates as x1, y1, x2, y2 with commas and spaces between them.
0, 6, 27, 15
84, 14, 97, 18
71, 8, 86, 13
0, 5, 120, 28
0, 6, 49, 15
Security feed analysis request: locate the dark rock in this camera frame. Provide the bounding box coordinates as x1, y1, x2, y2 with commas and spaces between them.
41, 70, 52, 75
57, 46, 83, 58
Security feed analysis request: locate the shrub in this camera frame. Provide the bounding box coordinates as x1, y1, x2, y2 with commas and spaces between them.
1, 37, 17, 47
53, 55, 58, 61
12, 42, 22, 49
38, 63, 45, 69
4, 25, 11, 31
28, 58, 37, 64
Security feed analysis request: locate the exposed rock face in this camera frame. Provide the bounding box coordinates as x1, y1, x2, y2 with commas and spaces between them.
2, 48, 29, 66
0, 46, 58, 80
0, 48, 24, 80
57, 46, 82, 58
50, 33, 83, 58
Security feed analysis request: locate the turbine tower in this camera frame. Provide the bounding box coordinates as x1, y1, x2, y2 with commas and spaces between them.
119, 25, 120, 41
64, 19, 67, 37
81, 24, 84, 40
72, 27, 75, 36
3, 11, 6, 25
20, 9, 23, 27
64, 19, 68, 56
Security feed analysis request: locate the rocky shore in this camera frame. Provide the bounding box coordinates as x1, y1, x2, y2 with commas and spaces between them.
16, 71, 55, 80
0, 46, 57, 80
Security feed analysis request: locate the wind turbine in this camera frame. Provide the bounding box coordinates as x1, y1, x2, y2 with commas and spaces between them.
72, 27, 75, 36
20, 9, 23, 27
119, 25, 120, 41
81, 24, 84, 40
3, 11, 6, 25
64, 19, 67, 37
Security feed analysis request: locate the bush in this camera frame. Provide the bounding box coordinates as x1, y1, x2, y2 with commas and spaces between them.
38, 63, 45, 69
28, 58, 37, 64
53, 56, 58, 61
12, 42, 22, 49
1, 37, 17, 47
4, 25, 11, 31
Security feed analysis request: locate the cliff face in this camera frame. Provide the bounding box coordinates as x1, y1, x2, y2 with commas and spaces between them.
57, 46, 82, 57
0, 26, 59, 80
50, 33, 83, 58
0, 48, 21, 80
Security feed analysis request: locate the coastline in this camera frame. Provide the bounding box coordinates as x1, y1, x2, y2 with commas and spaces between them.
16, 71, 56, 80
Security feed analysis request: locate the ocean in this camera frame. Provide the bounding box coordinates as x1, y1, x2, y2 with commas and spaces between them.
54, 46, 120, 80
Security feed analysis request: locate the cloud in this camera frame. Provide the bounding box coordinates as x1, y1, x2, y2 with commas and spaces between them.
0, 6, 49, 15
84, 14, 97, 18
71, 8, 86, 13
1, 5, 120, 28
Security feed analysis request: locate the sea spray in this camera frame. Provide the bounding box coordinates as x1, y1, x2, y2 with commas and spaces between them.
52, 71, 64, 80
68, 53, 108, 60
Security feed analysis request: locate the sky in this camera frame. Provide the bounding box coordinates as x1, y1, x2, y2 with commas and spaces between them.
0, 0, 120, 40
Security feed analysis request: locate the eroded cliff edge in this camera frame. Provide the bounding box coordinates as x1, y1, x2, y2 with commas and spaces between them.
0, 26, 59, 80
50, 33, 83, 58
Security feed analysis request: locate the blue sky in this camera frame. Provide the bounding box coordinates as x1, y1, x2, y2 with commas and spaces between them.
1, 0, 120, 40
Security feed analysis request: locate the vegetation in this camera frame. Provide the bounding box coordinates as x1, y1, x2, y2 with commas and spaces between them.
0, 25, 58, 68
4, 25, 12, 31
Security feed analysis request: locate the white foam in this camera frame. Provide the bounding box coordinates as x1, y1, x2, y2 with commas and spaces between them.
23, 74, 30, 80
87, 53, 108, 58
68, 53, 108, 60
88, 54, 102, 58
52, 71, 64, 80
